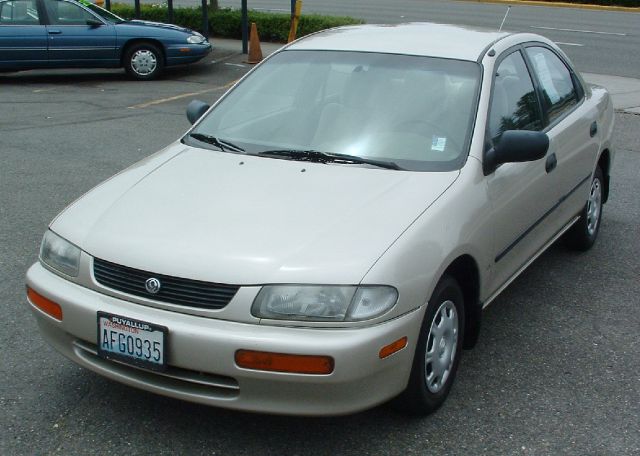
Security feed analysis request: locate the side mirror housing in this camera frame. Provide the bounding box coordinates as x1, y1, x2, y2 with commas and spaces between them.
483, 130, 549, 175
186, 99, 210, 125
86, 19, 103, 27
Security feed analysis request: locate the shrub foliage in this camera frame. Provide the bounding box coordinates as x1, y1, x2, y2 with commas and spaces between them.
110, 4, 364, 42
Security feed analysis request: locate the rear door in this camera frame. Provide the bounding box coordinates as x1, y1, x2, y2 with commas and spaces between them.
523, 45, 599, 225
43, 0, 116, 66
0, 0, 47, 69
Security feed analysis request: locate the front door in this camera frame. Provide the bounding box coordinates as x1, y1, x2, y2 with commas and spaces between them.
484, 49, 559, 294
43, 0, 116, 66
0, 0, 47, 69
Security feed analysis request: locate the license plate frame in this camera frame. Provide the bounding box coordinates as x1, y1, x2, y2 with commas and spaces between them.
97, 312, 168, 372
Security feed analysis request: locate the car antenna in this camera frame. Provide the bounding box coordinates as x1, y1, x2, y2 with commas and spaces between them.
498, 6, 511, 32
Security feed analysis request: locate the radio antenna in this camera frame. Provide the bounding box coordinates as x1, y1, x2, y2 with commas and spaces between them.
498, 6, 511, 32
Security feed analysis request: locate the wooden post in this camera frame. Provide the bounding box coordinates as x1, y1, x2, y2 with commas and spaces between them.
287, 0, 302, 43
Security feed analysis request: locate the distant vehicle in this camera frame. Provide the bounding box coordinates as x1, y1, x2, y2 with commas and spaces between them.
26, 23, 614, 416
0, 0, 211, 79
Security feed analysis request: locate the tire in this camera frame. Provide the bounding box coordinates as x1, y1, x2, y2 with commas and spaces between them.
564, 166, 604, 251
124, 42, 164, 81
393, 275, 465, 415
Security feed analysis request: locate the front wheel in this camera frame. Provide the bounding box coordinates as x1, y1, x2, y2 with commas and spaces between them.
124, 43, 164, 81
564, 166, 604, 251
393, 275, 465, 415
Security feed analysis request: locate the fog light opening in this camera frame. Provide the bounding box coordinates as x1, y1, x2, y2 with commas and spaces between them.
235, 350, 334, 375
27, 287, 63, 321
379, 336, 408, 359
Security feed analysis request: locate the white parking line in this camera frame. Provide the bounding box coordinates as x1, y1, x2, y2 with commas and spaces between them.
531, 26, 626, 36
555, 42, 584, 47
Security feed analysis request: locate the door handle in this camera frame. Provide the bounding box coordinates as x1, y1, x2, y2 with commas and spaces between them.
545, 153, 557, 173
48, 29, 62, 34
590, 121, 598, 137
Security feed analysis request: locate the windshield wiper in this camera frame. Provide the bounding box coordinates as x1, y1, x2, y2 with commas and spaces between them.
186, 133, 245, 153
258, 149, 402, 170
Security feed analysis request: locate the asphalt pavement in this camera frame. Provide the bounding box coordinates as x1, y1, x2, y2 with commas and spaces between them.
212, 0, 640, 78
1, 37, 640, 456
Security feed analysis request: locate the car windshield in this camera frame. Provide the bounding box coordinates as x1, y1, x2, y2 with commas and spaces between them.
77, 0, 123, 22
190, 50, 481, 171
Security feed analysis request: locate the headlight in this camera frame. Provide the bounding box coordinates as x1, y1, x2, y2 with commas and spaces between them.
252, 285, 398, 322
40, 230, 81, 277
187, 33, 206, 44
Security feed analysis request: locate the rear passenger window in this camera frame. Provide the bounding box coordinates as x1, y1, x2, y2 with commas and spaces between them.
488, 51, 542, 142
526, 47, 578, 124
0, 0, 39, 24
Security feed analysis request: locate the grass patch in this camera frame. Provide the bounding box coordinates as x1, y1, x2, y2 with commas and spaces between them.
110, 4, 364, 42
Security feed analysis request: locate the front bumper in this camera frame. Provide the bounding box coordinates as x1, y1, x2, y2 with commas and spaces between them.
26, 262, 424, 416
166, 42, 212, 66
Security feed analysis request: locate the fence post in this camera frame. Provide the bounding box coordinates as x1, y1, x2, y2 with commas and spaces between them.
167, 0, 174, 24
134, 0, 140, 19
201, 0, 209, 37
241, 0, 248, 54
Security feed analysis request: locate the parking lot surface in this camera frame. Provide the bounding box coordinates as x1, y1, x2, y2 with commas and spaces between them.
1, 43, 639, 455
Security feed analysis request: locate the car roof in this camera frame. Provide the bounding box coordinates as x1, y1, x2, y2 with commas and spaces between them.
287, 22, 511, 61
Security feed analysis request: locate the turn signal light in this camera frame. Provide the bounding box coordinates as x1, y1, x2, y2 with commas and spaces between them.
27, 287, 63, 321
235, 350, 334, 375
379, 336, 408, 359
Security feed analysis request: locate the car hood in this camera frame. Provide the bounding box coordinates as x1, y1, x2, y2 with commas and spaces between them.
52, 145, 459, 285
121, 19, 194, 34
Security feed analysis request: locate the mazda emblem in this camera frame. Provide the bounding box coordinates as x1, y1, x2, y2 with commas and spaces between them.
145, 277, 161, 294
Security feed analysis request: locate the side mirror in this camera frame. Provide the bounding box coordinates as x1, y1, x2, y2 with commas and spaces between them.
483, 130, 549, 175
186, 99, 210, 125
86, 19, 103, 27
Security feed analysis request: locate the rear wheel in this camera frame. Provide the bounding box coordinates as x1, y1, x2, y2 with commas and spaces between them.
394, 275, 465, 415
124, 42, 164, 81
564, 166, 604, 251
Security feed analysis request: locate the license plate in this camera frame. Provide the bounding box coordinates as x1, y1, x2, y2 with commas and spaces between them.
97, 312, 167, 372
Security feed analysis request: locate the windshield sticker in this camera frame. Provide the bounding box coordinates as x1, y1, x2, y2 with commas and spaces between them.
77, 0, 91, 5
431, 136, 447, 152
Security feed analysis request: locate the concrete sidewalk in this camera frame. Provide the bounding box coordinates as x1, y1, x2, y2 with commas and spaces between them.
584, 73, 640, 114
210, 38, 640, 115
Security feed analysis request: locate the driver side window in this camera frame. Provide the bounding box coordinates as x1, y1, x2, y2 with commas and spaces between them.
44, 0, 94, 25
488, 51, 542, 143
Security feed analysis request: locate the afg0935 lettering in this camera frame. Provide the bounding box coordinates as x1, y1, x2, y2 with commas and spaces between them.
97, 312, 167, 371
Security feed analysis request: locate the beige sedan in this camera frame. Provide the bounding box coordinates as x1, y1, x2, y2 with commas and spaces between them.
26, 22, 614, 416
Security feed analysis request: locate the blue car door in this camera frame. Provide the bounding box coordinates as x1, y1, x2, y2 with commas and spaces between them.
43, 0, 116, 66
0, 0, 48, 69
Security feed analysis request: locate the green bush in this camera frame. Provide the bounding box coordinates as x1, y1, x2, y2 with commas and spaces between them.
109, 4, 364, 41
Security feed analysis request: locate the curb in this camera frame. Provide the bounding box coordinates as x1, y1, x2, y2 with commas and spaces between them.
456, 0, 640, 13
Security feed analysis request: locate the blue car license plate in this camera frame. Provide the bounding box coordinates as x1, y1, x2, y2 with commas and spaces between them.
97, 312, 167, 371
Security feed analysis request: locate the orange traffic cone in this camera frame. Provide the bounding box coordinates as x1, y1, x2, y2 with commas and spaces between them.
247, 22, 263, 64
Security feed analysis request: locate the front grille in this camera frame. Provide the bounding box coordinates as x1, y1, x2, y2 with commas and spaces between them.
93, 258, 239, 309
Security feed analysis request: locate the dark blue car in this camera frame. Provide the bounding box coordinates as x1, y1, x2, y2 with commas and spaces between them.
0, 0, 212, 79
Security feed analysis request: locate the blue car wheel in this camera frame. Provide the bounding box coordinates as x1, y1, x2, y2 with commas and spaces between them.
124, 42, 164, 81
